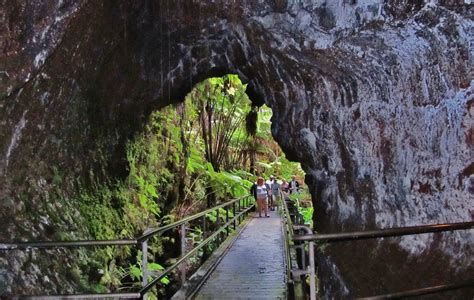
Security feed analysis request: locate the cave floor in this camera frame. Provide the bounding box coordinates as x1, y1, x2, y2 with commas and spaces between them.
195, 210, 286, 299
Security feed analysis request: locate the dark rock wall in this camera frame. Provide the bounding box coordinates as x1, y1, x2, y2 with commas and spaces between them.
1, 0, 472, 297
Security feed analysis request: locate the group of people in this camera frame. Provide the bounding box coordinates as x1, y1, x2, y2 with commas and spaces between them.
250, 175, 300, 218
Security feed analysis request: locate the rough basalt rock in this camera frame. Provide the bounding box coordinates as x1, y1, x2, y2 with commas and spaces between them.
1, 0, 473, 297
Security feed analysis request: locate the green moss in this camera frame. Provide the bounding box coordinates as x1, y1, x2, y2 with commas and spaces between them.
66, 267, 82, 286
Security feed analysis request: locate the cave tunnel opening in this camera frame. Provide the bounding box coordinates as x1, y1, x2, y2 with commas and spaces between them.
77, 73, 311, 298
131, 72, 309, 213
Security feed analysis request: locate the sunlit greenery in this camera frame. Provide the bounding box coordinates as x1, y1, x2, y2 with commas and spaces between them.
288, 188, 313, 227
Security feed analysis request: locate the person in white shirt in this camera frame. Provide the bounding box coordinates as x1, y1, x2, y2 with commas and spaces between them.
250, 177, 270, 217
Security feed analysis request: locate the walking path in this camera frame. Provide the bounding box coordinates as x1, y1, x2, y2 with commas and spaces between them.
195, 210, 286, 299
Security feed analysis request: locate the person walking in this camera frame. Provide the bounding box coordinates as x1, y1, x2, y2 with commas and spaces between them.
265, 175, 276, 211
250, 177, 270, 217
288, 175, 300, 194
269, 176, 281, 211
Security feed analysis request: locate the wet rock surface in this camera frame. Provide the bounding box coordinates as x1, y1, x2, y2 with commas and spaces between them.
1, 0, 473, 297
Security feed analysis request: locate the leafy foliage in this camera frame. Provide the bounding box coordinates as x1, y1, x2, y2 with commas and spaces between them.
288, 187, 313, 226
189, 75, 253, 172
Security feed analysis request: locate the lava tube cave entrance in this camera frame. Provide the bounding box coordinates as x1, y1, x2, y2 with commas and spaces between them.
77, 74, 310, 298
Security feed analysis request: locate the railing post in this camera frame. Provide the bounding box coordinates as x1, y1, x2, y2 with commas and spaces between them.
308, 241, 316, 300
202, 215, 206, 236
293, 225, 317, 300
216, 208, 221, 243
299, 244, 306, 269
238, 201, 241, 224
180, 223, 186, 284
233, 202, 236, 230
141, 239, 148, 300
226, 206, 230, 236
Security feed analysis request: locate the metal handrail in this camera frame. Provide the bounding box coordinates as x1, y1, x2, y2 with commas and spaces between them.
280, 192, 294, 285
20, 292, 142, 299
292, 221, 473, 300
281, 192, 295, 239
357, 280, 474, 299
139, 205, 254, 295
3, 194, 255, 299
292, 221, 474, 243
0, 239, 138, 250
280, 191, 317, 300
138, 195, 249, 242
293, 225, 316, 300
0, 196, 249, 250
282, 189, 473, 299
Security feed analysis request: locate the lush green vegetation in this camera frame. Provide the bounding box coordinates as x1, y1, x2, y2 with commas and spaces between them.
75, 74, 309, 297
288, 189, 313, 226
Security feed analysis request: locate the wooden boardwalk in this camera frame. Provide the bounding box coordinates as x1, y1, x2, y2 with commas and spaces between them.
195, 210, 286, 299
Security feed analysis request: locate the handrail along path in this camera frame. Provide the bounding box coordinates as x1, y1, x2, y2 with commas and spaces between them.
280, 191, 473, 299
1, 195, 255, 299
289, 215, 474, 299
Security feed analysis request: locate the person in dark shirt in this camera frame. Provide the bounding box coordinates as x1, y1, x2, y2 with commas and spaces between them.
288, 175, 300, 194
266, 175, 280, 211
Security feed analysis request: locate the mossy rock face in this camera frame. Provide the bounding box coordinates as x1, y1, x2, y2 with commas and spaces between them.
1, 0, 473, 297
